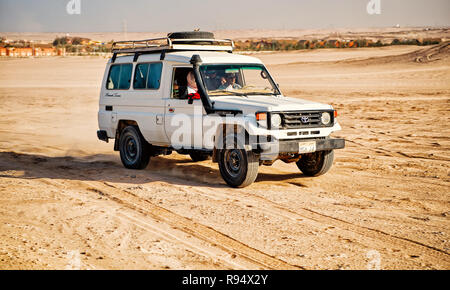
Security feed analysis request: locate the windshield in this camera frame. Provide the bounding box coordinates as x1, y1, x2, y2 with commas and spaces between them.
199, 64, 280, 97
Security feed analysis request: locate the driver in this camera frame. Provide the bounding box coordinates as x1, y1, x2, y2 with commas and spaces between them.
205, 70, 220, 90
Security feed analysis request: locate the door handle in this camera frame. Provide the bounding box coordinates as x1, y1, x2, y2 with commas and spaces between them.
105, 93, 121, 97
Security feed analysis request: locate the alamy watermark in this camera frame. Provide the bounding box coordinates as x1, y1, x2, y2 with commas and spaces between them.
65, 1, 379, 17
169, 107, 279, 155
65, 250, 82, 270
66, 0, 81, 15
366, 250, 381, 270
367, 0, 381, 15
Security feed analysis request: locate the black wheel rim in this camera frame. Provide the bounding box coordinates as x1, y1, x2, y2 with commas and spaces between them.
303, 152, 323, 171
224, 149, 243, 178
124, 135, 138, 162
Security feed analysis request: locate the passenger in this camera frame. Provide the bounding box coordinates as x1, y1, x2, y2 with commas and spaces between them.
173, 80, 180, 97
218, 74, 242, 90
228, 74, 242, 89
218, 76, 227, 89
180, 71, 201, 103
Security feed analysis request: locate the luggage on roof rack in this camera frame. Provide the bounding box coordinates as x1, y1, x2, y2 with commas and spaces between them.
112, 32, 234, 54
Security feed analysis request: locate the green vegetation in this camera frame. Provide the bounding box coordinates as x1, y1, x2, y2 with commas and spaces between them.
234, 38, 441, 51
51, 36, 112, 55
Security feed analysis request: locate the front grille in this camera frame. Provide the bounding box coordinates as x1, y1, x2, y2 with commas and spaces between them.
279, 111, 331, 129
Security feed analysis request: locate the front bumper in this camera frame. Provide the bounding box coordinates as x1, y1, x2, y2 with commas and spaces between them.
257, 138, 345, 160
279, 138, 345, 153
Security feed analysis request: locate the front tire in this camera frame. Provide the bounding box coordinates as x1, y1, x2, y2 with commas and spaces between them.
296, 150, 334, 176
218, 134, 259, 188
119, 126, 151, 170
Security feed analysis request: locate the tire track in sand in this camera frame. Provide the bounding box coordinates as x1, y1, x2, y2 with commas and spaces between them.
43, 178, 302, 270
165, 181, 450, 266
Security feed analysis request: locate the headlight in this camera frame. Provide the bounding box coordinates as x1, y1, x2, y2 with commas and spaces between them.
321, 112, 331, 125
270, 114, 282, 128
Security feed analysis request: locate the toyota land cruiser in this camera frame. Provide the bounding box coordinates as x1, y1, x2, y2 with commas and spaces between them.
97, 31, 345, 188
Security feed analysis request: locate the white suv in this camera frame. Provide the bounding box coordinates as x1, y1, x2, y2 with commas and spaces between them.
97, 31, 345, 187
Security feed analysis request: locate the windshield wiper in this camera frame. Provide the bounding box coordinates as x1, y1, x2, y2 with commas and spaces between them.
245, 92, 277, 96
209, 90, 248, 97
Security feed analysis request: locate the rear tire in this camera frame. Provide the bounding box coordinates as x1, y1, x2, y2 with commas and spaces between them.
218, 134, 259, 188
296, 150, 334, 176
119, 126, 151, 170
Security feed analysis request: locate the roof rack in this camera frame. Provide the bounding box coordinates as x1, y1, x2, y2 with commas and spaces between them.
112, 37, 234, 54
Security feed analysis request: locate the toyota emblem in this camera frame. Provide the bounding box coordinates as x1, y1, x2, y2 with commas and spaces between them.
300, 116, 310, 123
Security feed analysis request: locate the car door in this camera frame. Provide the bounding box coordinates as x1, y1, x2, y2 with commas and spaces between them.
128, 61, 168, 145
164, 67, 204, 149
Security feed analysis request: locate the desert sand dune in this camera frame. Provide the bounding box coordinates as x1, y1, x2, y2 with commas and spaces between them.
333, 41, 450, 65
0, 45, 449, 269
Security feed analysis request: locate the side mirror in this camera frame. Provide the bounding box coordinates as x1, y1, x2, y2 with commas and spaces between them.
260, 70, 269, 79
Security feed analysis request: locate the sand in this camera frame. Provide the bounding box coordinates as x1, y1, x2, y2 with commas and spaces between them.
0, 43, 449, 269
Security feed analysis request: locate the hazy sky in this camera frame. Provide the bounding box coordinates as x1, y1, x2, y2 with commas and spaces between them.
0, 0, 449, 32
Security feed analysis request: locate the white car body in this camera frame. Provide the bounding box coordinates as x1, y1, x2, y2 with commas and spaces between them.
98, 51, 341, 147
97, 32, 345, 187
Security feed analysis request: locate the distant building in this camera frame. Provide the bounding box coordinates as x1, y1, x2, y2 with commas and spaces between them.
66, 37, 91, 45
347, 40, 358, 48
43, 48, 55, 56
33, 47, 43, 56
56, 47, 66, 56
326, 40, 341, 48
2, 46, 57, 57
79, 38, 91, 45
18, 48, 33, 57
297, 40, 311, 49
316, 40, 326, 48
6, 47, 18, 57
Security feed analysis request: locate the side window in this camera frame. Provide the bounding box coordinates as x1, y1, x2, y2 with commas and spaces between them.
106, 64, 132, 90
147, 63, 162, 89
118, 64, 132, 89
107, 65, 120, 90
133, 62, 162, 90
172, 67, 193, 99
133, 63, 149, 89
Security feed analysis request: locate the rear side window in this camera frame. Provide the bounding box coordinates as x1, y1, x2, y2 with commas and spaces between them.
134, 63, 149, 89
107, 64, 132, 90
133, 62, 162, 90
